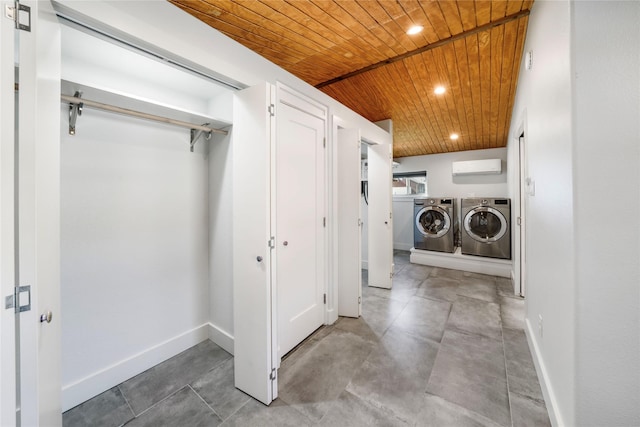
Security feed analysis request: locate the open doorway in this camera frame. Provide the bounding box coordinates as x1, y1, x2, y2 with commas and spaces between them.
517, 132, 527, 297
336, 127, 393, 319
361, 141, 369, 293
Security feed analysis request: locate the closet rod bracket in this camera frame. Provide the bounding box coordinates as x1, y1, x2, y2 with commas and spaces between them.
190, 124, 212, 152
68, 91, 83, 135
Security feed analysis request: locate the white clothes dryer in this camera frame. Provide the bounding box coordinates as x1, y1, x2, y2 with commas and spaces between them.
461, 198, 511, 259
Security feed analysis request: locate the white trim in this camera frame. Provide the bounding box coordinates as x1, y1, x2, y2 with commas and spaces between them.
394, 242, 414, 251
511, 269, 519, 296
525, 318, 562, 427
361, 260, 368, 270
410, 247, 512, 278
61, 324, 209, 412
208, 323, 234, 356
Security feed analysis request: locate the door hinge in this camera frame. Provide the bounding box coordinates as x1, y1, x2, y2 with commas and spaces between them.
323, 137, 326, 148
390, 272, 393, 279
269, 368, 276, 381
4, 285, 31, 313
358, 296, 361, 304
268, 104, 275, 117
323, 217, 326, 228
323, 293, 326, 304
5, 3, 31, 32
268, 236, 275, 249
517, 217, 522, 226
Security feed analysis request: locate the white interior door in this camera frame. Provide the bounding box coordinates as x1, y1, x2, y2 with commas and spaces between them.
16, 1, 62, 425
276, 91, 326, 358
367, 142, 393, 289
233, 83, 277, 405
18, 1, 62, 426
1, 4, 17, 424
337, 128, 361, 317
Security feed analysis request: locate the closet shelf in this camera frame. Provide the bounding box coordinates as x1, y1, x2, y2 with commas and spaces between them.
61, 80, 232, 150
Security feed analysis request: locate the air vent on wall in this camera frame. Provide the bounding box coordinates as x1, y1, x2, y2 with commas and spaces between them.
452, 159, 502, 176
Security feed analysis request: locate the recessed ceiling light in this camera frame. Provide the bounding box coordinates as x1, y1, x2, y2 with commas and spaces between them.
407, 25, 423, 35
450, 133, 459, 140
434, 86, 446, 95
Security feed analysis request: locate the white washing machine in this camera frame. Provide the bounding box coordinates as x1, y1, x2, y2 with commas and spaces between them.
414, 198, 457, 253
461, 198, 511, 259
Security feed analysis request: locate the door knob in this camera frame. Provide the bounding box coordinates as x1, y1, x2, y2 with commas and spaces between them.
40, 310, 53, 323
257, 256, 263, 262
283, 241, 288, 246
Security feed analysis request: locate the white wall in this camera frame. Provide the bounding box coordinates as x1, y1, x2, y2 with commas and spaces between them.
394, 147, 508, 198
54, 1, 391, 145
506, 2, 575, 425
392, 148, 508, 250
59, 26, 232, 410
507, 1, 640, 425
208, 130, 234, 353
55, 0, 392, 377
572, 2, 640, 425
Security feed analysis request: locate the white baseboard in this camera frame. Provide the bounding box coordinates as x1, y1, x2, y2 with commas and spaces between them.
394, 242, 413, 251
61, 324, 210, 412
409, 247, 512, 278
525, 318, 562, 427
208, 322, 234, 355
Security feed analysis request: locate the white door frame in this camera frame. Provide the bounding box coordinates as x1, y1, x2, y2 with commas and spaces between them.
518, 133, 527, 297
336, 126, 362, 318
1, 2, 18, 423
512, 116, 527, 298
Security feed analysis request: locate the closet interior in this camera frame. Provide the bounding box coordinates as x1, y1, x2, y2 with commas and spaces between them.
59, 22, 234, 410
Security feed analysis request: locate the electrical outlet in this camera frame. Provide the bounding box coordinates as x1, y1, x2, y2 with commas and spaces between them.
538, 314, 543, 338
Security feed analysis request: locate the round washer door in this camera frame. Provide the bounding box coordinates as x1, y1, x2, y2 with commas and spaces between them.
464, 207, 507, 243
415, 206, 450, 238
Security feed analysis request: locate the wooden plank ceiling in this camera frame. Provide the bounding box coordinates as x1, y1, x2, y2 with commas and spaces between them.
169, 0, 532, 158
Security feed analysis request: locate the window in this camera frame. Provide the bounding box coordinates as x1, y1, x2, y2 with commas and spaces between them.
392, 171, 427, 196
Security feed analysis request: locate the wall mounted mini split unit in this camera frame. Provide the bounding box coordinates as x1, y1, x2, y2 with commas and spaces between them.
451, 159, 502, 176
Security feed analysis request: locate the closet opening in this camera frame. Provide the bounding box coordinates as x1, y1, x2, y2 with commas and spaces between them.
58, 20, 234, 412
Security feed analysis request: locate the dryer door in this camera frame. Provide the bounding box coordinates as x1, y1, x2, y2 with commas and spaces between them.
415, 206, 451, 238
464, 207, 507, 242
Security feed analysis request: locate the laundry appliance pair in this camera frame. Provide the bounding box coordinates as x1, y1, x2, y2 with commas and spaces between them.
413, 197, 511, 260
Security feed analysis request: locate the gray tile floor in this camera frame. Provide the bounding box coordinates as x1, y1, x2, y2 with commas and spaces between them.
63, 250, 550, 427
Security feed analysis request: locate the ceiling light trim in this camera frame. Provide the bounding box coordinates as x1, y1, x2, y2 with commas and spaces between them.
316, 9, 530, 89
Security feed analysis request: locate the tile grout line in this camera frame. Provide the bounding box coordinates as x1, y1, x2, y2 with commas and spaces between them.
216, 393, 252, 425
187, 384, 224, 420
131, 384, 190, 419
116, 384, 136, 424
500, 305, 516, 427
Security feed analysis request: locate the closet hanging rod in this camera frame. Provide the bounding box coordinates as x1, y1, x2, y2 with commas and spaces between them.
61, 94, 228, 135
